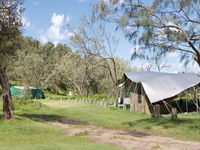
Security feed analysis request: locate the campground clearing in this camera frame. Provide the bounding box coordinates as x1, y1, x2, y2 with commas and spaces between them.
0, 100, 200, 150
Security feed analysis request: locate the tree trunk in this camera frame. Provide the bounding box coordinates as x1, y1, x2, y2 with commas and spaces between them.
0, 66, 14, 120
194, 53, 200, 66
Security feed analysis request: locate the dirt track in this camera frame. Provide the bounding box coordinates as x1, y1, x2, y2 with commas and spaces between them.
52, 122, 200, 150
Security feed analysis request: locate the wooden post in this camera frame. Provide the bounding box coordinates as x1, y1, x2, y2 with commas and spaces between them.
130, 104, 134, 112
113, 102, 117, 107
123, 104, 127, 110
102, 101, 104, 106
171, 107, 177, 119
153, 105, 161, 118
186, 100, 188, 113
196, 99, 199, 113
106, 101, 109, 107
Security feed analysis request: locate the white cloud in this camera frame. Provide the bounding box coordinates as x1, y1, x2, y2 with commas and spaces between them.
22, 16, 31, 29
39, 13, 73, 45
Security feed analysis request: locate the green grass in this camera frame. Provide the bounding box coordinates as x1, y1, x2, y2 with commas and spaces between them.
0, 99, 200, 150
0, 100, 125, 150
41, 100, 200, 142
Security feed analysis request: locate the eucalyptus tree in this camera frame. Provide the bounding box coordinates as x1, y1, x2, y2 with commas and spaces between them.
69, 13, 136, 96
95, 0, 200, 68
13, 38, 72, 94
0, 0, 23, 119
70, 15, 120, 87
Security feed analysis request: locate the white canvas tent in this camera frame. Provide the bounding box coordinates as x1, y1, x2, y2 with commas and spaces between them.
124, 71, 200, 103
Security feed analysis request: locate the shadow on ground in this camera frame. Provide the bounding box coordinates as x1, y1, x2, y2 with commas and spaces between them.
118, 130, 150, 137
123, 116, 200, 130
19, 113, 89, 125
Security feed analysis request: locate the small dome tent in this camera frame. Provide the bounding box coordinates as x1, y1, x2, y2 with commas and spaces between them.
10, 86, 45, 99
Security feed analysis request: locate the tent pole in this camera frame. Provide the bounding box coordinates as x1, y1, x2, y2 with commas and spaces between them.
175, 100, 183, 113
163, 101, 171, 114
186, 99, 188, 113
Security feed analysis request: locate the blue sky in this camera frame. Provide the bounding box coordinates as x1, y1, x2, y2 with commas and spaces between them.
22, 0, 199, 73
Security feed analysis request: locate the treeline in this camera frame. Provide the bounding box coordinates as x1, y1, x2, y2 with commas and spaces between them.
7, 37, 134, 97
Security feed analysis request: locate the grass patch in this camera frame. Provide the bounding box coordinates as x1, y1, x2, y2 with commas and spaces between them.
0, 100, 125, 150
75, 130, 90, 136
151, 144, 160, 150
0, 99, 200, 150
41, 101, 200, 142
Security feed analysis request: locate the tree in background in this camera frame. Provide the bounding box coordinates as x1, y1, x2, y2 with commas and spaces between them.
0, 0, 23, 119
12, 37, 72, 93
69, 14, 134, 96
95, 0, 200, 68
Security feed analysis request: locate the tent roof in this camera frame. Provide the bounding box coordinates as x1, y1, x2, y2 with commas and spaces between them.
12, 86, 37, 90
124, 71, 200, 103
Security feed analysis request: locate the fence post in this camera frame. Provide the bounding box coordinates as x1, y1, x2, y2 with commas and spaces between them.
123, 104, 127, 110
171, 107, 177, 119
130, 104, 134, 112
153, 104, 161, 118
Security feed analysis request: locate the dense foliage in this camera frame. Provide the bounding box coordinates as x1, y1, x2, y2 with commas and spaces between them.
7, 37, 134, 97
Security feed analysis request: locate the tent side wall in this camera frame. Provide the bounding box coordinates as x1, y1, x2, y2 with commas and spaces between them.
10, 87, 45, 99
31, 89, 45, 99
10, 87, 29, 99
124, 78, 154, 114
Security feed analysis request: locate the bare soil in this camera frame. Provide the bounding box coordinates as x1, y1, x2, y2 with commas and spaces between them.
51, 122, 200, 150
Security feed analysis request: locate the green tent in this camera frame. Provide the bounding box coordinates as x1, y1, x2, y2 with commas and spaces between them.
10, 86, 45, 99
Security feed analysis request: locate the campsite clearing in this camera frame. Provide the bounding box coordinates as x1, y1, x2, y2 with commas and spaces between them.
42, 101, 200, 142
51, 121, 200, 150
0, 100, 200, 150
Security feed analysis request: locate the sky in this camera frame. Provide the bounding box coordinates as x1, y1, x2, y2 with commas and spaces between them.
22, 0, 199, 73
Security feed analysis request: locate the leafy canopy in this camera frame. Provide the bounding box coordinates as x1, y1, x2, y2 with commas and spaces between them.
0, 0, 24, 65
95, 0, 200, 67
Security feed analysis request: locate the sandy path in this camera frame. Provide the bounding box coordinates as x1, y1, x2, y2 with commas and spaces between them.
44, 102, 200, 150
52, 122, 200, 150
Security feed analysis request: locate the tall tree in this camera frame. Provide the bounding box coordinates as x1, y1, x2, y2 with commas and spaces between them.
70, 15, 120, 86
0, 0, 23, 119
95, 0, 200, 68
69, 14, 135, 96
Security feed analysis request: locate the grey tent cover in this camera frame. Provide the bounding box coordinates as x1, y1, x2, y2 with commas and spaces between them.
124, 71, 200, 103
